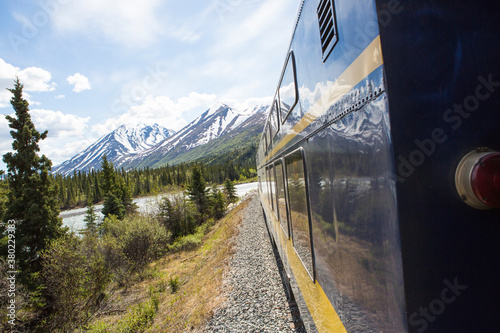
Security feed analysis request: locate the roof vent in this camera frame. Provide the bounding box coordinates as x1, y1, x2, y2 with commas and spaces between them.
317, 0, 338, 62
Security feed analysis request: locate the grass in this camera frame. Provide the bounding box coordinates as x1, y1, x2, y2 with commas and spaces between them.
83, 197, 250, 332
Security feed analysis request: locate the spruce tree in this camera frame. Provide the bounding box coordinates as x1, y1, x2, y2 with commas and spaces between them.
83, 195, 99, 236
186, 165, 208, 220
208, 185, 226, 220
2, 78, 63, 286
100, 155, 135, 219
224, 178, 238, 204
101, 155, 115, 195
0, 171, 7, 221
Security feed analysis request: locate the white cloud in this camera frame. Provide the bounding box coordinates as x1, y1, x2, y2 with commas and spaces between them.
0, 117, 12, 163
169, 24, 202, 43
0, 109, 93, 168
0, 58, 18, 79
19, 67, 57, 92
40, 138, 96, 163
51, 0, 164, 46
188, 0, 298, 102
223, 96, 273, 111
93, 92, 218, 135
66, 73, 91, 93
55, 94, 65, 99
31, 109, 90, 138
0, 58, 57, 107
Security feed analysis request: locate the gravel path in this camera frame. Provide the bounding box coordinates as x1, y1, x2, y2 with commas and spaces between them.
206, 191, 305, 332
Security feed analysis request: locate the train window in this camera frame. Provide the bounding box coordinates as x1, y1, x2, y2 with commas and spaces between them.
269, 164, 277, 215
285, 149, 314, 278
317, 0, 339, 62
279, 51, 298, 124
262, 131, 267, 153
266, 166, 273, 211
264, 122, 271, 149
269, 100, 279, 138
275, 160, 289, 238
268, 126, 273, 148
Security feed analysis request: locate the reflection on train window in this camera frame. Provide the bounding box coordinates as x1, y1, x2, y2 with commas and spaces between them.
267, 166, 271, 209
275, 160, 289, 238
269, 100, 279, 139
267, 165, 276, 213
269, 164, 277, 216
265, 123, 271, 149
279, 52, 298, 124
285, 150, 314, 278
262, 132, 267, 153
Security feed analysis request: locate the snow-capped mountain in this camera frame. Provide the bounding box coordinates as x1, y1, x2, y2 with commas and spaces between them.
53, 103, 268, 175
124, 103, 268, 168
155, 103, 263, 151
53, 123, 175, 176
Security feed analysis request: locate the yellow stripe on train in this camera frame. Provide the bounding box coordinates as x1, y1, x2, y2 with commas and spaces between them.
269, 207, 347, 333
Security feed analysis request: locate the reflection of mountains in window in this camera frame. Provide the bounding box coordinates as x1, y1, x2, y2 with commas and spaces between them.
280, 101, 292, 123
281, 102, 291, 113
279, 56, 297, 122
286, 150, 314, 277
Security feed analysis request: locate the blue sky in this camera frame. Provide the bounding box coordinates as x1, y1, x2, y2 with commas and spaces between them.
0, 0, 299, 170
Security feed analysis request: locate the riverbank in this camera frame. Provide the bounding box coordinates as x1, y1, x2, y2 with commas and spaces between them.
60, 182, 259, 232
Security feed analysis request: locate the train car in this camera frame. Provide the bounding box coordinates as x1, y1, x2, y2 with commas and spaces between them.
256, 0, 500, 332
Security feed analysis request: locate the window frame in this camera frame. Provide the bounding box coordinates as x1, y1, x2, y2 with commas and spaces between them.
274, 158, 290, 239
284, 148, 316, 281
278, 51, 299, 125
269, 99, 280, 141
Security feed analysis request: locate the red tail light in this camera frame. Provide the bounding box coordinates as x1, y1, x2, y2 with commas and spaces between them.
455, 148, 500, 209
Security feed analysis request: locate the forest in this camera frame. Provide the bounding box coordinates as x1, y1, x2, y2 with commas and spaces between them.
51, 157, 257, 210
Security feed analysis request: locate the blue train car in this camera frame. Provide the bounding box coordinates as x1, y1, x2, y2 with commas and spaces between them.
256, 0, 500, 332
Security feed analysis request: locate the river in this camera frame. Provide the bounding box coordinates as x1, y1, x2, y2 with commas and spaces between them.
60, 182, 259, 232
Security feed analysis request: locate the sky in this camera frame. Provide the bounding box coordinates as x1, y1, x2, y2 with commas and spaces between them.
0, 0, 300, 170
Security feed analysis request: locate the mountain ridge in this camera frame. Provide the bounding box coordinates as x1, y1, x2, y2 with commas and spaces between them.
53, 103, 268, 175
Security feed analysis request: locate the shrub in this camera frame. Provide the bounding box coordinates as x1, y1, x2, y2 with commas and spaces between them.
86, 296, 159, 333
41, 233, 96, 330
169, 276, 180, 293
101, 214, 168, 270
117, 296, 159, 333
157, 194, 196, 239
98, 234, 130, 285
168, 233, 202, 252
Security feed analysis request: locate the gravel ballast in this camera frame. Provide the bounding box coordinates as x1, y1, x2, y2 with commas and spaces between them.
206, 191, 305, 332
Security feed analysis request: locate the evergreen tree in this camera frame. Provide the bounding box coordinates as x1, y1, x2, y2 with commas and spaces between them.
83, 195, 99, 235
2, 78, 63, 286
186, 165, 209, 219
101, 155, 115, 195
208, 185, 226, 220
100, 156, 135, 219
224, 178, 238, 204
101, 193, 126, 220
118, 176, 137, 215
0, 171, 7, 221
